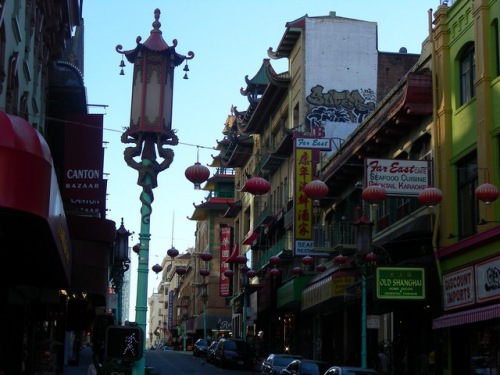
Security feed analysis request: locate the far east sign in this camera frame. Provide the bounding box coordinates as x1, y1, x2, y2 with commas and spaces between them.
376, 267, 425, 300
365, 158, 431, 196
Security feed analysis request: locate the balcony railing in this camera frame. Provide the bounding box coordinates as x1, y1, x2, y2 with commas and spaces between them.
312, 221, 356, 254
254, 237, 285, 271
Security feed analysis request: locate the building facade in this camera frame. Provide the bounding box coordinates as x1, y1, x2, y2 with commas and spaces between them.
431, 1, 500, 374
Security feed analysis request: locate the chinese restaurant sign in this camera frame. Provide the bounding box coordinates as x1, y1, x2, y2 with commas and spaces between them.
376, 267, 425, 300
365, 158, 431, 196
294, 138, 332, 256
219, 226, 232, 297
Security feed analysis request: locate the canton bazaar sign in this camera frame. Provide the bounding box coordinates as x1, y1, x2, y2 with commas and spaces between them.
365, 158, 431, 196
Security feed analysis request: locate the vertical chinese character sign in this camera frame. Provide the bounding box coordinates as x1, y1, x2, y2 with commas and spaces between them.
294, 139, 313, 256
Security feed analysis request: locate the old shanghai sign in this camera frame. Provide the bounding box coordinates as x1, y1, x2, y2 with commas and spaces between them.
365, 158, 431, 196
376, 267, 426, 300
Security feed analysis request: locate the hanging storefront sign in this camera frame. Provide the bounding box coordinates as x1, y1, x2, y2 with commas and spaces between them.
376, 267, 425, 300
476, 256, 500, 303
443, 266, 475, 311
220, 226, 232, 297
365, 158, 431, 196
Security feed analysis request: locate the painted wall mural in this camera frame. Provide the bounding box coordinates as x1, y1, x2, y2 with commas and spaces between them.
305, 85, 376, 153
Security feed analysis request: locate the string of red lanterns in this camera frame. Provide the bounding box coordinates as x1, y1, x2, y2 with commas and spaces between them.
418, 185, 443, 207
185, 161, 210, 190
476, 182, 499, 204
362, 184, 387, 205
303, 178, 329, 200
240, 176, 271, 195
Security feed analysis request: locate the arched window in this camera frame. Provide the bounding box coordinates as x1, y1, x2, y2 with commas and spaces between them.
459, 42, 475, 106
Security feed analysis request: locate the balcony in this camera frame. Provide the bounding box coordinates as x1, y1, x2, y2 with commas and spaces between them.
312, 221, 357, 254
254, 237, 285, 271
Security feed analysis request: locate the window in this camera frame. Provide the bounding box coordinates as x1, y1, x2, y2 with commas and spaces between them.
459, 43, 475, 106
457, 153, 478, 238
493, 19, 499, 77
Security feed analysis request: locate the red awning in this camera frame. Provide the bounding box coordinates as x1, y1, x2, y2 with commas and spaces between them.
227, 245, 239, 263
432, 303, 500, 329
242, 231, 258, 246
0, 111, 53, 216
0, 111, 72, 286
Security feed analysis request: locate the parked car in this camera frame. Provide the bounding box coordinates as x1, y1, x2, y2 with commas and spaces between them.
193, 338, 210, 357
281, 359, 331, 375
214, 338, 254, 369
260, 353, 304, 375
323, 366, 380, 375
206, 340, 218, 363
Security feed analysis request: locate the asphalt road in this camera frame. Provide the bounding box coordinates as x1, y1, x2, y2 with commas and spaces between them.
145, 349, 258, 375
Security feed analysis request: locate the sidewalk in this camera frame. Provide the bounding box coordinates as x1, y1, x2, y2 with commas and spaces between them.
63, 345, 94, 374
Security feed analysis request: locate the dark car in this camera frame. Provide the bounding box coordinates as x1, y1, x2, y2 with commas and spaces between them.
193, 338, 210, 357
260, 353, 304, 375
214, 338, 254, 369
281, 359, 331, 375
206, 340, 218, 363
323, 366, 380, 375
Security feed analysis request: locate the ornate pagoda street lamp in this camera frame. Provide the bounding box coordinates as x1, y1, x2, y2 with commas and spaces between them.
117, 8, 193, 374
353, 213, 374, 369
111, 218, 131, 325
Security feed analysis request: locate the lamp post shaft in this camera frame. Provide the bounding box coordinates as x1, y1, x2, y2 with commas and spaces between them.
361, 270, 367, 368
133, 160, 154, 374
203, 302, 207, 339
243, 293, 247, 340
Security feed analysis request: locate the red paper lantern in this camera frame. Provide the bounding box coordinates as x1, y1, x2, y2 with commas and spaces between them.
366, 252, 378, 262
175, 266, 187, 276
334, 254, 348, 264
200, 252, 213, 262
241, 177, 270, 195
302, 255, 314, 266
235, 254, 247, 265
223, 269, 234, 278
418, 185, 443, 207
246, 269, 257, 278
199, 269, 210, 277
316, 264, 327, 273
270, 267, 281, 277
167, 246, 179, 259
269, 256, 281, 266
185, 162, 210, 190
152, 264, 163, 274
303, 179, 329, 200
293, 267, 304, 276
362, 184, 387, 205
476, 182, 499, 204
133, 243, 140, 254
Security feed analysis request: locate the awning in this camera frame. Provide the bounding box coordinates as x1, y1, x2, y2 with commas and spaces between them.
227, 244, 239, 263
242, 231, 259, 246
0, 111, 72, 287
432, 303, 500, 329
68, 215, 116, 303
194, 314, 232, 331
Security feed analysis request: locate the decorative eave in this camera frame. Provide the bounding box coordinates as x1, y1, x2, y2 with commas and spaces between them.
267, 15, 306, 59
221, 200, 243, 218
320, 69, 433, 196
202, 173, 235, 192
187, 197, 235, 221
217, 133, 254, 168
237, 63, 290, 135
240, 59, 272, 98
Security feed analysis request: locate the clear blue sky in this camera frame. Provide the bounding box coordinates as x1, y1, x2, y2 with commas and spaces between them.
83, 0, 440, 322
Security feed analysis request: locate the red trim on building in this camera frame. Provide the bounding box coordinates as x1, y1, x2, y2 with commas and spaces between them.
432, 303, 500, 329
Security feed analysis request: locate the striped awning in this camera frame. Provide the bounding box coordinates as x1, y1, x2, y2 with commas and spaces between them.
432, 303, 500, 329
